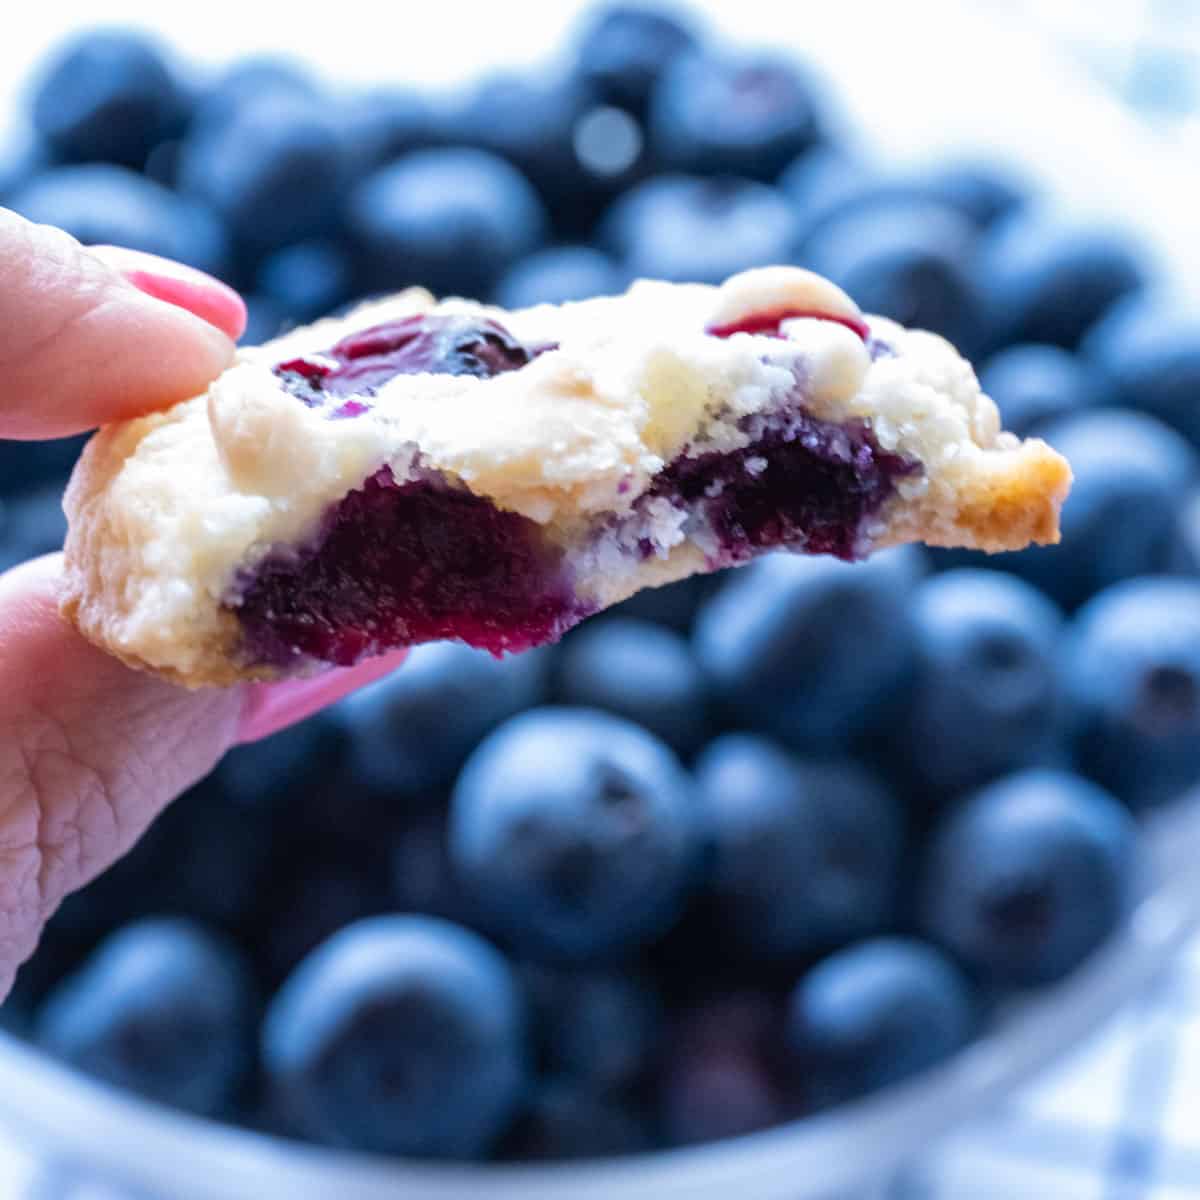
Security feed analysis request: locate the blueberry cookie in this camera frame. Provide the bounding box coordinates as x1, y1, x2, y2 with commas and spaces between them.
62, 267, 1071, 687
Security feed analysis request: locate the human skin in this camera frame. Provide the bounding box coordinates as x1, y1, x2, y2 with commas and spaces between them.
0, 209, 405, 1000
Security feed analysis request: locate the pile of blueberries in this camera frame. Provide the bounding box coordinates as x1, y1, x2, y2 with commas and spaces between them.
3, 1, 1200, 1172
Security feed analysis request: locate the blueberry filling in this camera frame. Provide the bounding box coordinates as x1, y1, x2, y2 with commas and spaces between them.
234, 468, 585, 667
273, 314, 552, 409
644, 405, 918, 563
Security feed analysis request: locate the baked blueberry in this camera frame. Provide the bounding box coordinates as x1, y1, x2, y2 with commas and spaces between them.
785, 938, 975, 1108
344, 148, 547, 298
979, 343, 1103, 436
694, 548, 922, 751
449, 708, 701, 962
892, 569, 1066, 797
602, 174, 798, 284
573, 4, 700, 116
494, 246, 626, 310
1005, 409, 1196, 610
262, 915, 527, 1158
919, 770, 1139, 985
555, 618, 710, 757
1083, 296, 1200, 448
696, 734, 902, 960
1068, 578, 1200, 809
36, 919, 250, 1116
255, 240, 354, 324
803, 200, 988, 357
335, 640, 548, 798
649, 51, 822, 180
178, 90, 344, 257
31, 30, 188, 167
8, 165, 229, 277
978, 212, 1148, 348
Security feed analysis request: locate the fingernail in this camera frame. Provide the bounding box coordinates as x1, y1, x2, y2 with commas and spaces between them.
91, 246, 247, 342
236, 649, 409, 744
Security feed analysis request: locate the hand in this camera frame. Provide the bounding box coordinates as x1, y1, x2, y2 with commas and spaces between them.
0, 209, 405, 1000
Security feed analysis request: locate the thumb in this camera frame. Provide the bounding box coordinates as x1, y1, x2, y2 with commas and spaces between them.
0, 207, 244, 440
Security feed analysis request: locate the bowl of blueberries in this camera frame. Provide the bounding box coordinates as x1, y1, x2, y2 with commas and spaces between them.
4, 6, 1200, 1199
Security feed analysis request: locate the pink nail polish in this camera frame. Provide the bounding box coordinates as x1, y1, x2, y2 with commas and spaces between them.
124, 265, 247, 342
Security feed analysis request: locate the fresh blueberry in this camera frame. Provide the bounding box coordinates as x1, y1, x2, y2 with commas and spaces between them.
978, 344, 1104, 436
8, 165, 229, 277
914, 158, 1030, 231
1068, 578, 1200, 809
178, 91, 345, 259
802, 200, 988, 357
919, 770, 1139, 985
36, 919, 250, 1116
240, 294, 289, 345
31, 30, 188, 168
523, 966, 662, 1091
193, 57, 317, 129
339, 87, 438, 176
0, 486, 68, 573
494, 246, 626, 309
449, 74, 648, 237
505, 1082, 653, 1160
555, 618, 710, 757
977, 211, 1148, 348
26, 1172, 152, 1200
609, 573, 708, 633
1083, 296, 1200, 448
335, 641, 548, 799
1004, 409, 1196, 611
262, 915, 527, 1158
344, 148, 547, 298
696, 735, 902, 960
659, 992, 785, 1145
1172, 488, 1200, 576
649, 51, 822, 180
601, 174, 797, 285
449, 707, 701, 963
390, 810, 479, 927
255, 240, 354, 323
0, 122, 50, 202
785, 938, 976, 1108
573, 4, 700, 116
694, 548, 922, 751
890, 570, 1066, 798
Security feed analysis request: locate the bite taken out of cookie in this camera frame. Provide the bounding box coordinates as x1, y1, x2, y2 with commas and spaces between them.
61, 266, 1071, 688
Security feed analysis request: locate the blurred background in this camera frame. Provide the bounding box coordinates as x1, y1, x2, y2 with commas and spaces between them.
2, 2, 1200, 1198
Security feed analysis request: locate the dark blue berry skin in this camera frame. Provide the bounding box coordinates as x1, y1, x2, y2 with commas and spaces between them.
255, 240, 354, 324
334, 641, 549, 799
602, 174, 797, 286
193, 57, 317, 129
914, 158, 1029, 231
390, 810, 480, 928
36, 919, 251, 1117
802, 200, 989, 358
505, 1083, 653, 1160
649, 52, 822, 181
918, 770, 1139, 986
494, 246, 626, 310
694, 548, 922, 752
892, 570, 1066, 798
1068, 578, 1200, 809
1083, 296, 1200, 449
658, 992, 785, 1146
344, 149, 547, 298
178, 92, 345, 259
574, 4, 700, 117
695, 735, 902, 961
239, 294, 289, 346
555, 618, 710, 758
977, 213, 1148, 349
31, 30, 188, 168
523, 966, 662, 1091
610, 573, 708, 633
785, 938, 976, 1109
978, 344, 1105, 436
262, 915, 527, 1159
338, 88, 438, 176
0, 124, 50, 203
449, 707, 701, 963
1004, 409, 1196, 611
8, 166, 230, 277
0, 487, 68, 573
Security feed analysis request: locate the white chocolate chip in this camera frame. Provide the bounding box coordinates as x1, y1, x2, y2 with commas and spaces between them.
708, 266, 863, 331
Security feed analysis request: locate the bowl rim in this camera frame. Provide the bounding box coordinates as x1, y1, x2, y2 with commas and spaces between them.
2, 797, 1199, 1200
